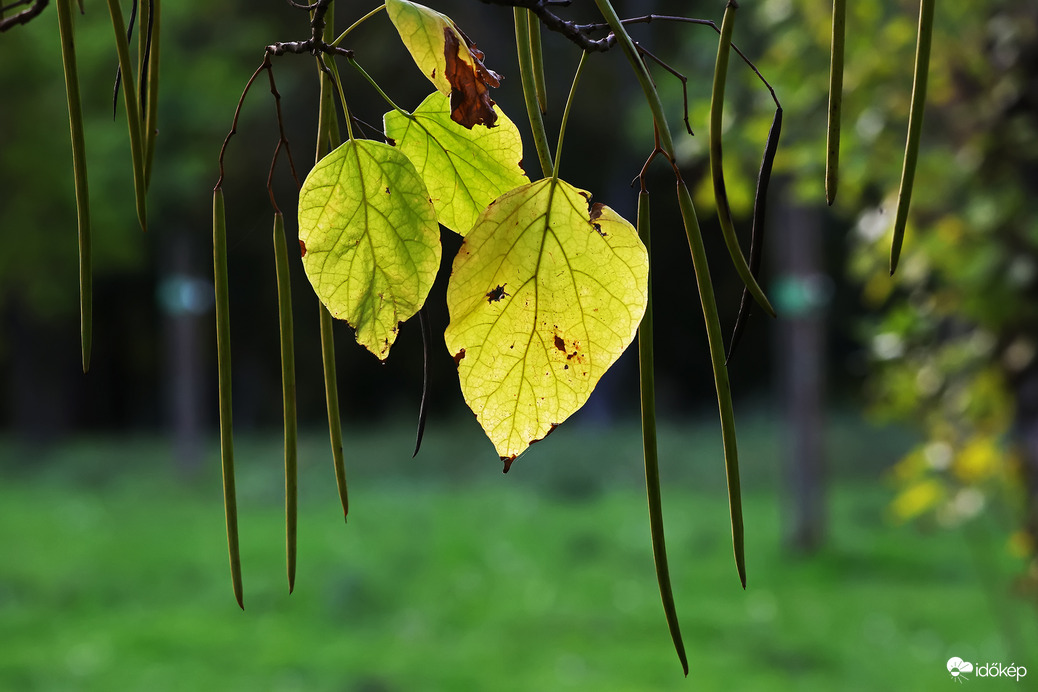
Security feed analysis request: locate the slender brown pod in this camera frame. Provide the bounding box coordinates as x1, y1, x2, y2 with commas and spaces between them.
889, 0, 935, 275
825, 0, 845, 206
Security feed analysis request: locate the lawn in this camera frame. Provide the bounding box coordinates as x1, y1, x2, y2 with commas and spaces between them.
1, 414, 1035, 690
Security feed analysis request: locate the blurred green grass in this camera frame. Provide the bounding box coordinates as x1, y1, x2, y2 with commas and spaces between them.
1, 413, 1035, 691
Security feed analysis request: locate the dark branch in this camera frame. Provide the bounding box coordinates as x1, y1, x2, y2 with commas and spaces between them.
266, 0, 353, 58
479, 0, 614, 52
0, 0, 48, 32
579, 14, 780, 107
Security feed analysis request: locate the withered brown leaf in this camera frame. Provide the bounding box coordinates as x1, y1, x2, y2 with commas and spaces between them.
443, 27, 500, 129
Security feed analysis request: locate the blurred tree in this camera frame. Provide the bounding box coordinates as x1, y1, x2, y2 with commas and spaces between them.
719, 0, 1038, 595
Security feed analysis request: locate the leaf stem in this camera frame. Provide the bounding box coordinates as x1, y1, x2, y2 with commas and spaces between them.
331, 3, 384, 48
56, 0, 91, 372
528, 16, 548, 114
709, 0, 775, 318
637, 188, 689, 676
325, 56, 354, 142
550, 50, 588, 183
348, 56, 408, 117
514, 8, 553, 178
889, 0, 935, 275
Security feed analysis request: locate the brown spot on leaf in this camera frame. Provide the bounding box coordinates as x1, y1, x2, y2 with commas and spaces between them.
553, 335, 566, 352
299, 240, 306, 257
385, 187, 391, 194
443, 27, 500, 129
453, 348, 466, 365
501, 455, 516, 473
589, 202, 605, 222
386, 136, 396, 146
485, 284, 509, 303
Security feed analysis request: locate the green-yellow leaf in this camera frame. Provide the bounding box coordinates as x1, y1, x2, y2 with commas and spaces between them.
299, 139, 440, 360
386, 0, 454, 94
384, 91, 529, 236
385, 0, 501, 129
445, 179, 649, 463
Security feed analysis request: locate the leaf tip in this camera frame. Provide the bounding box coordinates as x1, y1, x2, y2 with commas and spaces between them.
501, 455, 516, 473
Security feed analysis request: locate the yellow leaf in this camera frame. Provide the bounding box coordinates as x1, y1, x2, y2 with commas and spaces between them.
891, 479, 944, 521
384, 91, 529, 235
444, 179, 649, 464
298, 139, 440, 360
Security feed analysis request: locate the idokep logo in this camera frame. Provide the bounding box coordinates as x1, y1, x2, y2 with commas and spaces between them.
947, 657, 1028, 682
947, 658, 973, 682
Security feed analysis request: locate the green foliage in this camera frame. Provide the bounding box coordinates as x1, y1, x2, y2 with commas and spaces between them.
298, 138, 441, 360
383, 92, 529, 235
2, 424, 1034, 690
444, 179, 648, 462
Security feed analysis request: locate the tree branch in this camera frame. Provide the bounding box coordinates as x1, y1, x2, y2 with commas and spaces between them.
0, 0, 48, 32
479, 0, 614, 51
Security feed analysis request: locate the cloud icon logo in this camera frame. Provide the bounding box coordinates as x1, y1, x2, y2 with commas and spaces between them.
947, 657, 974, 680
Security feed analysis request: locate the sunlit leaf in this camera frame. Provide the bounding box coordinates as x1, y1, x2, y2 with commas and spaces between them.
298, 139, 440, 360
444, 179, 648, 464
384, 91, 528, 235
385, 0, 501, 128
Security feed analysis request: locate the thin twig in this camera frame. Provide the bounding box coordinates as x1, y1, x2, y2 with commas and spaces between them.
635, 42, 694, 136
216, 57, 270, 189
581, 14, 780, 108
0, 0, 47, 32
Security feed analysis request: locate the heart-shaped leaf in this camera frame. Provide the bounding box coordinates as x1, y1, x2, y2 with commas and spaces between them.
444, 179, 649, 464
298, 139, 440, 360
384, 91, 529, 235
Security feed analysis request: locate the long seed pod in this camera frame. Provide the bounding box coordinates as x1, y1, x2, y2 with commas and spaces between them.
143, 0, 160, 187
412, 308, 430, 458
273, 211, 298, 591
56, 0, 92, 372
213, 187, 243, 609
514, 8, 553, 177
637, 188, 689, 677
319, 306, 348, 521
709, 0, 775, 317
315, 2, 348, 522
677, 179, 747, 590
889, 0, 935, 275
105, 0, 148, 232
727, 107, 783, 363
825, 0, 845, 206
